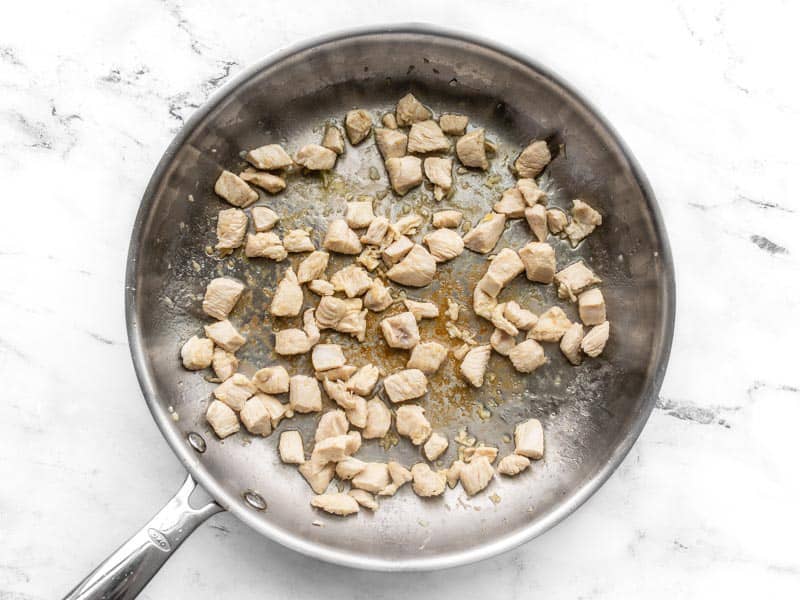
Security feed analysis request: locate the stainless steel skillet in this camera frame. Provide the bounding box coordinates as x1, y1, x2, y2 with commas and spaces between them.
65, 24, 675, 599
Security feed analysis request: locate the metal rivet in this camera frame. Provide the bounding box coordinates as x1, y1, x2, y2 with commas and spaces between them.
243, 491, 267, 511
187, 432, 206, 453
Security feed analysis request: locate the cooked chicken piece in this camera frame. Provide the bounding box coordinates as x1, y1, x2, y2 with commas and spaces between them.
407, 341, 448, 374
465, 446, 499, 464
514, 418, 544, 459
294, 144, 337, 170
307, 279, 334, 297
345, 395, 368, 428
473, 286, 498, 320
459, 456, 494, 496
517, 178, 546, 206
346, 364, 380, 396
407, 120, 450, 154
497, 454, 530, 476
555, 261, 601, 301
323, 219, 362, 255
524, 204, 548, 242
344, 201, 375, 230
494, 188, 526, 218
519, 241, 555, 283
446, 460, 465, 488
270, 267, 303, 317
256, 393, 290, 428
315, 365, 358, 382
312, 344, 346, 372
361, 216, 390, 246
382, 112, 398, 129
252, 365, 290, 394
423, 228, 464, 263
559, 322, 584, 365
375, 128, 408, 159
206, 400, 239, 438
335, 457, 367, 480
298, 461, 335, 494
311, 433, 361, 464
202, 278, 245, 320
460, 345, 491, 387
378, 461, 413, 496
289, 375, 322, 413
432, 210, 463, 229
581, 321, 610, 357
213, 373, 255, 411
423, 157, 453, 200
293, 253, 327, 286
212, 348, 238, 381
251, 206, 279, 232
547, 208, 568, 235
529, 306, 572, 342
477, 248, 525, 297
352, 463, 391, 493
330, 265, 372, 298
345, 109, 372, 144
509, 339, 546, 373
348, 489, 378, 511
303, 307, 321, 346
385, 156, 423, 195
240, 396, 272, 436
462, 212, 506, 254
181, 336, 213, 370
404, 300, 439, 321
338, 308, 368, 342
564, 199, 602, 246
216, 208, 248, 251
244, 232, 287, 260
395, 404, 432, 445
515, 140, 551, 178
363, 398, 392, 439
411, 463, 446, 497
282, 230, 314, 253
383, 369, 428, 404
311, 492, 359, 516
357, 246, 380, 272
424, 432, 449, 461
387, 244, 436, 287
214, 171, 258, 208
446, 299, 460, 321
322, 125, 345, 154
578, 288, 606, 326
274, 328, 311, 355
396, 93, 432, 126
322, 379, 359, 410
439, 113, 468, 136
245, 144, 293, 170
491, 303, 518, 336
380, 312, 420, 349
456, 128, 489, 170
490, 328, 516, 356
315, 296, 360, 329
204, 319, 246, 353
239, 168, 286, 194
504, 301, 538, 330
382, 235, 414, 265
363, 278, 393, 312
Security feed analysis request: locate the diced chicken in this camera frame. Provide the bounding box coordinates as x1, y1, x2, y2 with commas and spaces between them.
519, 241, 556, 283
361, 216, 390, 246
382, 235, 414, 265
560, 322, 584, 365
363, 398, 392, 439
423, 157, 453, 200
245, 144, 293, 170
439, 113, 468, 135
514, 418, 544, 459
395, 93, 432, 126
404, 300, 439, 320
202, 277, 245, 320
477, 248, 524, 297
274, 328, 311, 355
423, 228, 464, 263
315, 365, 357, 382
294, 144, 337, 170
490, 328, 515, 356
298, 461, 335, 494
348, 489, 378, 511
338, 308, 368, 342
456, 128, 489, 170
463, 212, 506, 254
546, 209, 568, 235
432, 210, 463, 228
311, 433, 361, 464
357, 245, 381, 272
345, 395, 368, 428
385, 156, 423, 195
387, 244, 436, 287
306, 280, 332, 298
514, 140, 551, 178
459, 456, 494, 496
206, 400, 239, 438
323, 379, 359, 410
251, 206, 279, 232
504, 301, 538, 330
244, 232, 287, 260
424, 432, 449, 461
393, 213, 424, 235
555, 261, 601, 301
383, 369, 428, 404
446, 299, 460, 321
446, 460, 465, 488
344, 109, 372, 145
407, 341, 448, 374
322, 125, 345, 154
216, 208, 248, 251
213, 373, 256, 411
564, 199, 602, 246
270, 267, 303, 317
517, 178, 546, 206
240, 396, 272, 436
212, 348, 238, 381
315, 296, 360, 329
375, 128, 408, 159
336, 457, 367, 480
529, 306, 572, 342
380, 312, 420, 349
395, 405, 432, 445
252, 365, 290, 394
214, 171, 258, 208
181, 336, 213, 370
256, 393, 290, 428
239, 168, 286, 194
411, 463, 447, 497
323, 219, 362, 255
490, 303, 518, 336
508, 339, 546, 373
345, 201, 375, 229
407, 120, 450, 154
283, 229, 315, 253
204, 320, 246, 353
460, 345, 491, 387
578, 288, 606, 326
347, 364, 380, 396
363, 278, 393, 312
473, 286, 498, 320
352, 463, 391, 493
289, 375, 322, 413
330, 265, 372, 298
304, 307, 321, 345
312, 344, 346, 372
494, 188, 526, 218
466, 445, 499, 463
379, 461, 413, 496
581, 321, 610, 357
382, 113, 398, 129
311, 492, 359, 516
295, 252, 329, 285
497, 454, 531, 476
524, 204, 548, 242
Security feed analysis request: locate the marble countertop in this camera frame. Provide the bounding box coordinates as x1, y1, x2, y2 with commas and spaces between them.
2, 1, 798, 598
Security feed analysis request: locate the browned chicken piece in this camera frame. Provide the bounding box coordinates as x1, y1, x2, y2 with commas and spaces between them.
473, 286, 498, 320
181, 336, 213, 370
404, 300, 439, 320
202, 277, 244, 320
245, 144, 293, 170
581, 321, 610, 357
387, 244, 437, 287
564, 199, 602, 246
348, 489, 378, 511
407, 341, 448, 374
439, 113, 468, 135
432, 210, 463, 228
308, 280, 334, 296
555, 261, 601, 301
323, 379, 359, 410
509, 339, 546, 373
216, 208, 248, 251
352, 463, 391, 494
423, 156, 453, 200
270, 267, 303, 317
423, 228, 464, 262
524, 204, 548, 242
244, 232, 287, 260
297, 250, 330, 283
490, 303, 518, 336
460, 344, 491, 387
529, 306, 572, 342
446, 460, 465, 488
490, 328, 515, 356
477, 248, 524, 297
206, 400, 239, 438
239, 168, 286, 194
411, 463, 446, 497
345, 395, 368, 428
212, 348, 238, 381
519, 241, 556, 284
363, 278, 393, 312
375, 128, 408, 159
213, 373, 255, 411
311, 493, 359, 516
379, 461, 413, 496
298, 461, 335, 494
497, 454, 530, 476
504, 301, 538, 330
252, 365, 290, 394
462, 212, 506, 254
312, 344, 346, 372
459, 456, 494, 496
514, 140, 551, 178
346, 364, 380, 396
358, 248, 380, 275
446, 299, 460, 321
330, 265, 372, 298
560, 322, 584, 365
407, 120, 450, 154
514, 418, 544, 459
380, 311, 420, 349
517, 178, 546, 206
240, 396, 272, 436
396, 405, 432, 445
423, 432, 449, 461
547, 208, 569, 235
289, 375, 322, 413
294, 144, 337, 170
283, 229, 315, 253
345, 109, 372, 144
345, 201, 375, 229
493, 188, 526, 218
382, 112, 398, 129
256, 394, 290, 428
323, 219, 362, 254
335, 457, 367, 480
251, 206, 279, 232
395, 93, 432, 126
214, 170, 258, 207
204, 319, 246, 353
578, 288, 606, 325
274, 328, 312, 355
315, 365, 357, 382
383, 369, 428, 403
382, 235, 414, 265
456, 128, 489, 170
363, 398, 392, 439
385, 156, 423, 195
361, 216, 390, 246
322, 125, 345, 154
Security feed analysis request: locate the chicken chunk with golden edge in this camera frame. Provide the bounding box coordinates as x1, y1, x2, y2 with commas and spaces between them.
493, 188, 526, 218
289, 375, 322, 413
330, 264, 372, 298
363, 278, 393, 312
578, 288, 606, 326
383, 369, 428, 404
497, 454, 530, 476
323, 219, 362, 255
529, 306, 572, 343
380, 311, 420, 349
515, 418, 544, 459
215, 208, 247, 252
322, 125, 344, 154
385, 156, 423, 195
311, 492, 359, 516
252, 365, 290, 394
279, 430, 305, 464
311, 344, 346, 372
214, 171, 258, 208
345, 109, 372, 145
423, 228, 464, 262
345, 201, 375, 229
239, 168, 286, 194
459, 456, 494, 496
213, 373, 255, 412
407, 341, 448, 374
478, 248, 524, 297
270, 267, 303, 317
396, 404, 432, 445
560, 322, 584, 365
432, 210, 463, 228
411, 463, 446, 497
439, 113, 468, 135
456, 128, 489, 170
404, 300, 439, 321
245, 144, 293, 171
555, 261, 601, 301
202, 278, 244, 320
407, 120, 450, 154
375, 128, 408, 160
283, 229, 315, 253
581, 321, 610, 357
363, 398, 392, 439
181, 336, 213, 370
244, 232, 287, 261
204, 319, 245, 353
240, 396, 272, 436
206, 400, 239, 439
564, 199, 602, 246
251, 206, 279, 232
508, 339, 546, 373
462, 212, 506, 254
294, 144, 337, 170
352, 463, 391, 494
424, 432, 449, 461
387, 244, 437, 287
382, 113, 398, 129
514, 140, 551, 178
460, 344, 491, 387
212, 348, 238, 381
519, 241, 555, 284
395, 93, 432, 126
524, 204, 548, 242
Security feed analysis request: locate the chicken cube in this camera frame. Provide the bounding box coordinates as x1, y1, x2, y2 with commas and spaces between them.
212, 348, 238, 381
361, 216, 390, 246
345, 395, 368, 428
508, 339, 546, 373
560, 322, 584, 365
252, 366, 290, 395
295, 251, 329, 284
514, 140, 551, 178
240, 396, 272, 436
315, 296, 360, 329
294, 144, 337, 170
336, 457, 367, 480
244, 232, 287, 261
379, 461, 413, 496
423, 157, 453, 200
356, 246, 382, 272
314, 411, 348, 443
386, 244, 436, 287
382, 113, 398, 129
517, 178, 546, 206
344, 109, 372, 144
473, 286, 498, 320
578, 288, 606, 326
395, 93, 432, 126
311, 492, 359, 516
348, 489, 378, 511
323, 379, 359, 410
514, 418, 544, 459
214, 171, 258, 208
206, 400, 239, 438
375, 128, 408, 159
407, 120, 450, 154
396, 404, 432, 445
270, 267, 303, 317
345, 201, 375, 229
529, 306, 572, 342
383, 369, 428, 404
274, 328, 311, 355
555, 261, 601, 301
446, 299, 460, 321
323, 219, 362, 255
404, 300, 439, 320
330, 265, 372, 298
439, 113, 468, 135
490, 303, 518, 336
251, 206, 279, 232
352, 463, 391, 493
322, 125, 345, 154
459, 456, 494, 496
181, 336, 213, 370
204, 319, 246, 353
524, 204, 548, 242
380, 312, 420, 349
298, 461, 335, 494
407, 341, 448, 374
213, 373, 256, 412
202, 277, 245, 320
215, 208, 248, 251
363, 398, 392, 439
504, 301, 538, 330
363, 278, 393, 312
564, 199, 602, 246
256, 393, 290, 428
423, 228, 464, 262
519, 241, 556, 284
462, 212, 506, 254
490, 328, 515, 356
547, 208, 568, 234
281, 230, 314, 253
423, 432, 449, 461
305, 307, 321, 345
289, 375, 322, 413
347, 364, 380, 396
494, 188, 526, 218
456, 128, 489, 170
311, 433, 360, 464
309, 345, 344, 374
337, 305, 368, 340
239, 168, 286, 194
411, 463, 446, 497
446, 460, 465, 488
245, 144, 293, 170
382, 235, 414, 265
432, 210, 463, 228
581, 321, 610, 357
315, 365, 357, 382
385, 156, 423, 195
497, 454, 531, 476
460, 345, 491, 387
477, 248, 524, 297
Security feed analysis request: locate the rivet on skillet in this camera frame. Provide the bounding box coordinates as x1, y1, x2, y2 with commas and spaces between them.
187, 432, 206, 453
243, 491, 267, 511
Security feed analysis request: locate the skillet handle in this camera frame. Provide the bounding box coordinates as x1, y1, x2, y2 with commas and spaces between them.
63, 474, 222, 600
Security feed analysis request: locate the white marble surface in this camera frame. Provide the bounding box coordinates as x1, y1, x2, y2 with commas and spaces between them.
1, 1, 799, 598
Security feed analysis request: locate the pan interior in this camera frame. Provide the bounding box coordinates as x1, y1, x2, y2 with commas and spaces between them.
128, 29, 673, 569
